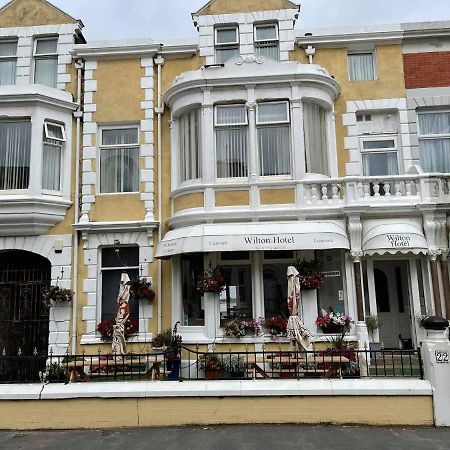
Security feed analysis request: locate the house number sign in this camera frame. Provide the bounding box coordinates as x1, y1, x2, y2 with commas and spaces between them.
435, 350, 449, 364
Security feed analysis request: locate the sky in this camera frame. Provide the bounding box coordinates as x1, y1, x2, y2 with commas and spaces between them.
42, 0, 450, 42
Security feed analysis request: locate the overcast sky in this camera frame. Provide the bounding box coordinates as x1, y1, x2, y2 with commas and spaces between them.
44, 0, 450, 42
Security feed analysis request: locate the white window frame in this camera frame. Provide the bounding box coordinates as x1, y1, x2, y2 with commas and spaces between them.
348, 51, 377, 82
214, 104, 249, 180
33, 36, 58, 86
0, 39, 18, 85
254, 23, 280, 60
214, 25, 239, 64
179, 107, 202, 183
360, 136, 399, 176
99, 124, 140, 194
256, 101, 292, 178
42, 120, 65, 193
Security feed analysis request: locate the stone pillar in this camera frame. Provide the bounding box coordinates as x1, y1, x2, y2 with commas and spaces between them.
420, 316, 450, 426
351, 251, 365, 322
440, 251, 450, 319
429, 252, 443, 317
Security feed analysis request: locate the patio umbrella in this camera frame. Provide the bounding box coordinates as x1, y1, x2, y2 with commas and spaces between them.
286, 266, 312, 350
112, 272, 131, 355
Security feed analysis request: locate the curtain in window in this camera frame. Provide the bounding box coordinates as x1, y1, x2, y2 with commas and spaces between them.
34, 58, 57, 88
103, 128, 138, 146
0, 60, 16, 85
0, 121, 31, 190
258, 126, 290, 175
419, 113, 450, 172
42, 143, 61, 190
180, 109, 201, 182
362, 152, 398, 176
216, 48, 239, 64
101, 148, 139, 193
303, 103, 329, 176
348, 53, 375, 81
216, 106, 248, 178
255, 44, 279, 60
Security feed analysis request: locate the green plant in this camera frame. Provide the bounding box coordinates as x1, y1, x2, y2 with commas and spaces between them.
42, 286, 74, 307
198, 354, 222, 371
365, 314, 380, 341
151, 329, 172, 348
223, 355, 248, 374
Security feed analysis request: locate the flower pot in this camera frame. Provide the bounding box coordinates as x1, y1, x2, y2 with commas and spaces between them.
205, 369, 221, 380
321, 324, 344, 334
369, 342, 382, 359
229, 371, 245, 379
279, 371, 296, 379
166, 359, 181, 380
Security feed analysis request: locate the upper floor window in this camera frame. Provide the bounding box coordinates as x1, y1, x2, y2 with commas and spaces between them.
215, 26, 239, 64
254, 24, 279, 61
348, 52, 376, 81
361, 137, 398, 176
0, 120, 31, 190
0, 40, 17, 86
418, 111, 450, 173
34, 37, 58, 88
100, 127, 139, 193
215, 105, 248, 178
180, 108, 201, 182
303, 102, 329, 176
257, 101, 291, 176
42, 122, 65, 191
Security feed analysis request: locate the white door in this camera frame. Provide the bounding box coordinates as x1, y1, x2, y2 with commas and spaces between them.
374, 261, 411, 348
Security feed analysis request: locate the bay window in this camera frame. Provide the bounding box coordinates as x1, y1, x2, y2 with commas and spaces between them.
348, 52, 376, 81
34, 37, 58, 88
418, 111, 450, 173
180, 108, 201, 182
100, 127, 139, 193
257, 101, 291, 176
0, 120, 31, 190
215, 26, 239, 64
215, 105, 248, 178
254, 23, 279, 61
0, 40, 17, 85
303, 102, 329, 175
42, 122, 65, 191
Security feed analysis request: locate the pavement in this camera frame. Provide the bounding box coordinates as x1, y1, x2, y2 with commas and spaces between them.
0, 425, 449, 450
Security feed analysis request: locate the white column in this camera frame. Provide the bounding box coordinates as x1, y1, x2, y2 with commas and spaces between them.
421, 323, 450, 426
252, 251, 264, 320
246, 85, 258, 182
204, 252, 218, 340
290, 85, 306, 180
366, 259, 380, 342
28, 110, 43, 196
201, 89, 214, 184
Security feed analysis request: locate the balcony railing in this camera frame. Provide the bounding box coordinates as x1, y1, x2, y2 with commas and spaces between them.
0, 346, 423, 383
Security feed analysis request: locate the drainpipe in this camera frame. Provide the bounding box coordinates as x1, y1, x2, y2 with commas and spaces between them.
154, 54, 165, 333
71, 58, 84, 354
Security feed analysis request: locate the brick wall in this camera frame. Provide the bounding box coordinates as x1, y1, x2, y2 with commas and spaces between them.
404, 51, 450, 89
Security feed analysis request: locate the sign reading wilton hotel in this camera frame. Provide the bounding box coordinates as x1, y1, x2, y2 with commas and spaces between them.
386, 234, 411, 248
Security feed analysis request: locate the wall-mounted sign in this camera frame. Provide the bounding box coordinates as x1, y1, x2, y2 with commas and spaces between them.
321, 271, 341, 278
435, 350, 449, 364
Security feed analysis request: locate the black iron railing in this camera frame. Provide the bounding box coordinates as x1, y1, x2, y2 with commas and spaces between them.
0, 346, 423, 384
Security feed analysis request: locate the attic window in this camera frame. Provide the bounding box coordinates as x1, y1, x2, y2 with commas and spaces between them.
215, 26, 239, 64
34, 37, 58, 88
254, 24, 279, 61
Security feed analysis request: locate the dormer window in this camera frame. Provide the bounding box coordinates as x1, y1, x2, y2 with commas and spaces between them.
215, 26, 239, 64
254, 24, 279, 61
34, 37, 58, 88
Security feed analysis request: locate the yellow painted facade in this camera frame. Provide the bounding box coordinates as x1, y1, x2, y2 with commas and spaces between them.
0, 396, 433, 429
216, 190, 249, 206
196, 0, 298, 15
173, 192, 205, 213
260, 188, 295, 205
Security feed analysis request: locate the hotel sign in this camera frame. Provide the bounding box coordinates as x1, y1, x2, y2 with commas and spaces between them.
386, 234, 411, 248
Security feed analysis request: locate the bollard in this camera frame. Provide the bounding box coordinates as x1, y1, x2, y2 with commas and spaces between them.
420, 316, 450, 427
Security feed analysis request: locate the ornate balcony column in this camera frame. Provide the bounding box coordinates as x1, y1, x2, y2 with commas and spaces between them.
350, 250, 365, 322
429, 249, 443, 317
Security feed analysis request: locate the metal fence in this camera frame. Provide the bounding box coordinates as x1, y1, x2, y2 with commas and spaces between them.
0, 346, 423, 384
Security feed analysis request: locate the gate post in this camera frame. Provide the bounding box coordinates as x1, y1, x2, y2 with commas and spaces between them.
420, 316, 450, 427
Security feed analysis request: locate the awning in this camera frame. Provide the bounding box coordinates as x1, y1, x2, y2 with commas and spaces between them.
156, 220, 349, 258
362, 218, 428, 256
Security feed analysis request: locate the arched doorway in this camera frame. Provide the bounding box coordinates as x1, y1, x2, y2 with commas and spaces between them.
0, 251, 51, 381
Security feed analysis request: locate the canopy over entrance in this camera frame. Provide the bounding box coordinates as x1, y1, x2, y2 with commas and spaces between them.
156, 220, 349, 258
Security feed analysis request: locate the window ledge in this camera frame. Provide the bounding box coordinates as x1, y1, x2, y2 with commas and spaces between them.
0, 195, 71, 236
80, 332, 153, 345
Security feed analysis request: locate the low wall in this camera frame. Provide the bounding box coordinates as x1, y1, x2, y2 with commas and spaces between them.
0, 379, 433, 430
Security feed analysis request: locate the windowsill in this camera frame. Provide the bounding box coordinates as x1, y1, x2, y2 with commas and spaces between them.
96, 191, 140, 196
80, 332, 152, 345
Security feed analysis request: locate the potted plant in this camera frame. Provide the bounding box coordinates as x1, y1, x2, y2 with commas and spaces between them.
166, 322, 182, 380
130, 278, 156, 301
42, 286, 74, 307
198, 354, 222, 379
296, 259, 323, 290
365, 314, 382, 356
151, 329, 172, 350
224, 355, 248, 379
316, 312, 353, 334
96, 319, 138, 342
42, 362, 66, 383
196, 263, 226, 295
263, 316, 288, 339
221, 317, 261, 338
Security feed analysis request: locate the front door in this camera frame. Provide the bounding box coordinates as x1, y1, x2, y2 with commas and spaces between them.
373, 260, 411, 349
